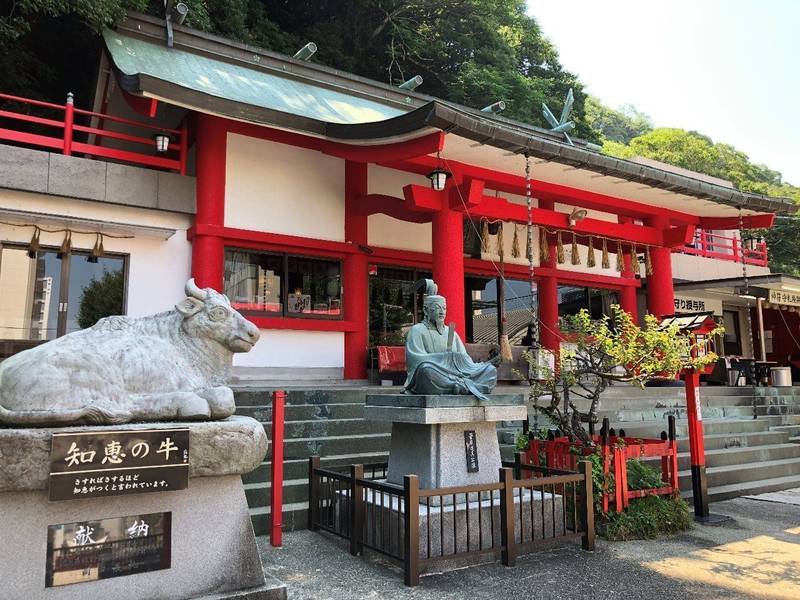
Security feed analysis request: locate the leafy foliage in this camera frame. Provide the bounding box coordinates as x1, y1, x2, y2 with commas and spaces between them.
626, 459, 664, 491
603, 494, 692, 541
0, 1, 598, 139
584, 97, 653, 144
525, 306, 720, 444
77, 269, 125, 329
601, 126, 800, 273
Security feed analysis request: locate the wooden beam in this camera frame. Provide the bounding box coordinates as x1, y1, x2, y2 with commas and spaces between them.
353, 194, 432, 223
381, 155, 702, 225
699, 214, 775, 229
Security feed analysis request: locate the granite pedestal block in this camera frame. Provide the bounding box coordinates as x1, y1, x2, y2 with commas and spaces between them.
365, 394, 526, 493
0, 417, 286, 600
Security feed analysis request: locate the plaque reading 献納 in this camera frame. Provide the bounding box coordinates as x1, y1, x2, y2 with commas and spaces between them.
45, 512, 171, 587
464, 430, 479, 473
48, 428, 189, 501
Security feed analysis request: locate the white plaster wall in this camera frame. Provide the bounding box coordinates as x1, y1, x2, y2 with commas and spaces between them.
0, 190, 192, 318
233, 330, 344, 367
225, 133, 345, 240
672, 252, 771, 282
367, 165, 432, 252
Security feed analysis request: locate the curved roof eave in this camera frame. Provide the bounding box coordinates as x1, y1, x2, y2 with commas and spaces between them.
330, 102, 797, 216
107, 13, 796, 217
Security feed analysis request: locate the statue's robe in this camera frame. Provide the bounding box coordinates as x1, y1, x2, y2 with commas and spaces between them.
404, 321, 497, 401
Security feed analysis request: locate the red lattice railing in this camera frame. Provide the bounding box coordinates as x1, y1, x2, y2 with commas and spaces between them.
0, 91, 187, 174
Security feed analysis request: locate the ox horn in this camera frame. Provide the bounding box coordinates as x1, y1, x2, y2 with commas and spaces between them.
185, 278, 208, 301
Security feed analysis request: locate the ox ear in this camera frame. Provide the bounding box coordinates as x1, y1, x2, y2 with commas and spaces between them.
175, 297, 205, 317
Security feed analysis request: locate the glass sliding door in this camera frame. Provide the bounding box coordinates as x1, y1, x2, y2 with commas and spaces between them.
63, 253, 126, 335
0, 244, 126, 359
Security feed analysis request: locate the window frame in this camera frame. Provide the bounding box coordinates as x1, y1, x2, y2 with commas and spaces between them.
224, 247, 343, 321
0, 241, 129, 355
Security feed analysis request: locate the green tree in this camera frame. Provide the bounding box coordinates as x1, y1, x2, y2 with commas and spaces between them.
527, 306, 719, 445
601, 126, 800, 274
0, 1, 597, 139
77, 269, 125, 329
584, 97, 653, 144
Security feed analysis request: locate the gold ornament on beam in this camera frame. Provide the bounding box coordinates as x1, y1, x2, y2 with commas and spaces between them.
556, 231, 565, 264
645, 245, 653, 276
571, 232, 580, 265
601, 237, 610, 269
539, 227, 549, 263
616, 241, 623, 272
586, 236, 596, 268
511, 224, 521, 258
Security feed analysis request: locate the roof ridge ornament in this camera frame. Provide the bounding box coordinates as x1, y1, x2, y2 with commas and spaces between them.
542, 87, 576, 145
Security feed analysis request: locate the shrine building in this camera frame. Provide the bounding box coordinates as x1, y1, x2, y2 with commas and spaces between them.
0, 12, 797, 381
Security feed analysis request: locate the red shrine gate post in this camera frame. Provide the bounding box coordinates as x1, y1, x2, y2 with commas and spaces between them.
192, 113, 227, 290
684, 368, 710, 519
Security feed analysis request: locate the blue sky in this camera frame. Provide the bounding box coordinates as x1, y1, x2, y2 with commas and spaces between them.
528, 0, 800, 186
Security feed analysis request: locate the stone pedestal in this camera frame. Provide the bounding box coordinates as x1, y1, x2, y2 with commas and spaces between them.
0, 417, 286, 600
365, 394, 526, 490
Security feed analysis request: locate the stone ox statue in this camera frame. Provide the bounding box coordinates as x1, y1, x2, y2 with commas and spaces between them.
0, 279, 260, 426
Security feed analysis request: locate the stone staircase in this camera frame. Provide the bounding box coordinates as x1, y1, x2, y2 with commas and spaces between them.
499, 385, 800, 503
234, 386, 394, 535
237, 383, 800, 535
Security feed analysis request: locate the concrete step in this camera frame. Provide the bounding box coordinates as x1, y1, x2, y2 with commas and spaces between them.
676, 430, 791, 451
234, 387, 395, 407
498, 421, 790, 449
678, 457, 800, 489
641, 443, 800, 471
237, 403, 369, 421
282, 418, 392, 439
771, 424, 800, 437
250, 502, 308, 535
683, 473, 800, 504
283, 432, 391, 460
245, 478, 308, 508
243, 451, 391, 484
615, 417, 781, 438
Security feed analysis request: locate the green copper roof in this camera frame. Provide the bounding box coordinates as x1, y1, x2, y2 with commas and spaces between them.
103, 29, 406, 125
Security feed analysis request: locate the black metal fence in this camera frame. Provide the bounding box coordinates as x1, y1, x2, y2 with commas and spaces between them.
308, 457, 595, 586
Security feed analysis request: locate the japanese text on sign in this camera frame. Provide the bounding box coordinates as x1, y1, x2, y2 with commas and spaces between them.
769, 289, 800, 307
49, 429, 189, 501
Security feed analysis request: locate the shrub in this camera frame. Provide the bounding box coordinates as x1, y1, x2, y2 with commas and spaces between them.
603, 494, 692, 541
626, 459, 664, 491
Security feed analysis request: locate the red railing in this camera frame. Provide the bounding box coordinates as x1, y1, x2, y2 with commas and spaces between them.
0, 91, 187, 174
679, 229, 768, 266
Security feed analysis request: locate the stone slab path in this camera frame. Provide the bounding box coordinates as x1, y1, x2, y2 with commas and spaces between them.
258, 494, 800, 599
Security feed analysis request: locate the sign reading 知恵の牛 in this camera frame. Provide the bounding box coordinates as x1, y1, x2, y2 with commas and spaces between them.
45, 512, 171, 587
48, 428, 189, 501
769, 289, 800, 307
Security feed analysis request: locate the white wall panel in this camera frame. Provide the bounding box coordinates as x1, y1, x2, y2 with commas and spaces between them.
233, 330, 344, 367
225, 133, 345, 241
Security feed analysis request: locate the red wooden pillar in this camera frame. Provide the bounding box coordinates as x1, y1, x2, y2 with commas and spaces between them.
684, 370, 710, 518
343, 161, 369, 380
432, 204, 465, 339
192, 113, 228, 290
645, 215, 674, 318
618, 217, 639, 322
270, 390, 286, 546
538, 199, 560, 355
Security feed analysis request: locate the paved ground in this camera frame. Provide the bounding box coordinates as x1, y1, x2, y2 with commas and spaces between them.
259, 493, 800, 600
